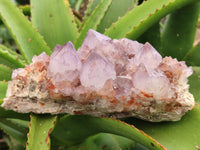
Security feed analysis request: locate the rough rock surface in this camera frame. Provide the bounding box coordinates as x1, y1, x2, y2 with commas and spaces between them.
2, 29, 195, 122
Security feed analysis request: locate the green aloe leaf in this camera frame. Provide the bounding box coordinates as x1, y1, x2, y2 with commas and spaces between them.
0, 118, 28, 146
0, 81, 7, 99
97, 0, 136, 33
0, 44, 25, 68
161, 2, 200, 60
6, 118, 29, 134
104, 0, 199, 40
132, 143, 150, 150
0, 0, 51, 62
74, 0, 112, 49
74, 0, 84, 11
189, 66, 200, 104
69, 0, 84, 11
4, 135, 26, 150
124, 104, 200, 150
67, 133, 135, 150
82, 0, 101, 25
19, 5, 30, 16
31, 0, 79, 49
0, 64, 12, 81
0, 106, 30, 121
82, 0, 135, 33
184, 42, 200, 66
26, 115, 57, 150
74, 16, 82, 29
52, 115, 165, 150
68, 0, 77, 9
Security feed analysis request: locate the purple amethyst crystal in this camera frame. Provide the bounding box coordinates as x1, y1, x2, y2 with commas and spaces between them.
133, 42, 162, 68
47, 41, 82, 83
47, 42, 82, 96
80, 52, 116, 90
2, 29, 195, 122
132, 63, 174, 100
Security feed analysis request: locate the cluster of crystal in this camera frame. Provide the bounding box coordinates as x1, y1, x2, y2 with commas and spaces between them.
2, 29, 195, 122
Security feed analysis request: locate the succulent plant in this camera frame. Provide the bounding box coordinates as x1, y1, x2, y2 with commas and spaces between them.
0, 0, 200, 150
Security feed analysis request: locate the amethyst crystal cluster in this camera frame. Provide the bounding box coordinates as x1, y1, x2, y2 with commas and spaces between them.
2, 29, 194, 122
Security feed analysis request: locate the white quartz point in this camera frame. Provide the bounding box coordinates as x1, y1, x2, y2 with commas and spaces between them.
133, 42, 162, 68
47, 41, 82, 83
132, 63, 174, 100
80, 52, 116, 90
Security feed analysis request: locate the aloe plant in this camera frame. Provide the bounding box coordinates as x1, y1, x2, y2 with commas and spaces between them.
0, 0, 200, 149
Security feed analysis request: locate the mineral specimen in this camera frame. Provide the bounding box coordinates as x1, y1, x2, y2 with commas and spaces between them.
2, 29, 195, 122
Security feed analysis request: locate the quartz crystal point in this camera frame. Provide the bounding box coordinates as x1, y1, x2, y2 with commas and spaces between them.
133, 42, 162, 68
47, 42, 82, 96
80, 52, 116, 90
2, 29, 195, 122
